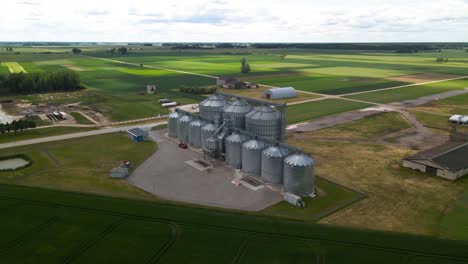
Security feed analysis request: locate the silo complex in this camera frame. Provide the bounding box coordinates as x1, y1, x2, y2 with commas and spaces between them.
189, 119, 204, 148
199, 94, 227, 122
225, 133, 249, 168
201, 123, 217, 149
261, 146, 289, 184
222, 99, 252, 129
177, 115, 192, 143
245, 105, 281, 140
168, 111, 180, 138
241, 139, 266, 176
283, 153, 315, 196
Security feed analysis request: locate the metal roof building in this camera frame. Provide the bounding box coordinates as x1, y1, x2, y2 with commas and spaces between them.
402, 141, 468, 180
263, 87, 297, 100
126, 128, 148, 142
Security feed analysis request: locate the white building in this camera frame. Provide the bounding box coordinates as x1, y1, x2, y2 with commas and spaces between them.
263, 87, 297, 100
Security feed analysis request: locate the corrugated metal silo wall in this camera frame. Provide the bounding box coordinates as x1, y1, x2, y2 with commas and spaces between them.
206, 138, 218, 151
245, 118, 280, 140
261, 155, 284, 184
223, 112, 247, 129
177, 119, 190, 143
242, 148, 263, 176
225, 141, 242, 168
200, 105, 223, 122
168, 116, 179, 138
189, 124, 202, 148
201, 128, 215, 149
283, 164, 314, 196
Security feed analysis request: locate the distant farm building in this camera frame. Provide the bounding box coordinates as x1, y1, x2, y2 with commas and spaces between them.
109, 167, 129, 178
146, 84, 156, 94
402, 141, 468, 180
127, 128, 148, 142
449, 115, 468, 125
216, 77, 256, 89
264, 87, 297, 100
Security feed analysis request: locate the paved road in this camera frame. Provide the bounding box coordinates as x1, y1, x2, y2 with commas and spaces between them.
0, 121, 167, 150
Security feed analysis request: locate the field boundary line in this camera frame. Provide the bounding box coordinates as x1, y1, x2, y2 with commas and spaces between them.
340, 75, 468, 97
0, 216, 58, 255
148, 222, 181, 264
90, 56, 217, 79
1, 195, 467, 261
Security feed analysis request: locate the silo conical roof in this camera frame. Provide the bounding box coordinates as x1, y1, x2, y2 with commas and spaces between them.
284, 153, 314, 167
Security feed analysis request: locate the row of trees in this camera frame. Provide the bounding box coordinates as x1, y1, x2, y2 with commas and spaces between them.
0, 120, 36, 134
436, 57, 449, 63
0, 70, 82, 94
109, 47, 129, 55
179, 87, 217, 94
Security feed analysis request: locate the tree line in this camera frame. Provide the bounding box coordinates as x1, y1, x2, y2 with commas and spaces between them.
0, 70, 82, 94
0, 119, 36, 134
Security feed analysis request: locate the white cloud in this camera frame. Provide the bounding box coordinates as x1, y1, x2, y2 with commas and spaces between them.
0, 0, 467, 42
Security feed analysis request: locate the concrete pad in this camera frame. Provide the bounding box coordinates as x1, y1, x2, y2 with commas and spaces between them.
127, 130, 282, 212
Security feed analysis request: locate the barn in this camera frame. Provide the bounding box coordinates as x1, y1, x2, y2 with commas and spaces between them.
126, 128, 148, 142
263, 87, 297, 100
402, 141, 468, 180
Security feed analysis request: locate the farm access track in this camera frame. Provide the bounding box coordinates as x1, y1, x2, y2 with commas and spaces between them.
0, 193, 466, 263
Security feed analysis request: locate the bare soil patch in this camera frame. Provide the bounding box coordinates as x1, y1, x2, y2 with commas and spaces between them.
385, 73, 463, 83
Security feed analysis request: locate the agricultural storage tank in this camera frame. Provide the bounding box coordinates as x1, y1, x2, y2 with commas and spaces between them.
283, 153, 315, 196
245, 105, 281, 140
242, 139, 266, 176
201, 123, 217, 149
206, 137, 218, 152
168, 111, 180, 138
189, 119, 204, 148
222, 99, 252, 129
177, 115, 192, 143
261, 146, 289, 184
199, 94, 227, 122
225, 133, 249, 168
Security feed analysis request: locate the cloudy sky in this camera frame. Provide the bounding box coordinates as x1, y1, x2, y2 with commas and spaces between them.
1, 0, 468, 42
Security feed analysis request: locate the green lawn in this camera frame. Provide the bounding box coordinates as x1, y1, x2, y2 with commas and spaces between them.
286, 99, 371, 124
0, 133, 156, 199
70, 112, 94, 124
21, 115, 52, 127
0, 126, 95, 144
0, 184, 466, 263
439, 186, 468, 240
309, 112, 411, 140
346, 79, 468, 103
300, 66, 413, 78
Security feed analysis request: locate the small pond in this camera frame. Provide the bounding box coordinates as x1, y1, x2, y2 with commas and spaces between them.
0, 158, 30, 170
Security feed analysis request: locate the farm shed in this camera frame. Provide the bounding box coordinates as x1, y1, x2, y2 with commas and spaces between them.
402, 141, 468, 180
126, 127, 148, 142
109, 167, 129, 178
264, 87, 297, 100
216, 76, 237, 86
449, 115, 468, 125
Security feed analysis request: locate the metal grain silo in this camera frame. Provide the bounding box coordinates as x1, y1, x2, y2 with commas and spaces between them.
199, 94, 227, 122
283, 153, 315, 196
177, 115, 192, 143
225, 133, 249, 168
245, 105, 281, 140
168, 111, 180, 138
242, 139, 266, 176
206, 137, 218, 152
222, 99, 252, 129
201, 123, 217, 149
189, 119, 204, 148
261, 146, 289, 184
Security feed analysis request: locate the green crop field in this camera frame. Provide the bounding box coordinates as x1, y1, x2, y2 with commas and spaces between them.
70, 112, 94, 124
286, 99, 371, 124
0, 126, 96, 144
0, 184, 466, 263
0, 62, 26, 73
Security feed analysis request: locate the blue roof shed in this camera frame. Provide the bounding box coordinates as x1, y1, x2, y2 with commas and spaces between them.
127, 127, 148, 142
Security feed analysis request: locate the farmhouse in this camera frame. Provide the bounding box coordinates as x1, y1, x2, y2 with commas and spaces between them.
402, 141, 468, 180
216, 77, 248, 89
126, 127, 148, 142
264, 87, 297, 100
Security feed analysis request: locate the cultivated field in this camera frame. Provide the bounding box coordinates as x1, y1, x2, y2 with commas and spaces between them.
0, 62, 26, 73
0, 184, 467, 263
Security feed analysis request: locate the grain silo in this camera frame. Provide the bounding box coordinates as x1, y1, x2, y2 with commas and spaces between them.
222, 99, 252, 129
189, 119, 204, 148
245, 105, 281, 140
225, 132, 249, 168
201, 123, 217, 149
168, 111, 180, 138
199, 94, 227, 122
283, 153, 315, 196
261, 146, 289, 184
177, 115, 192, 143
242, 139, 266, 176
